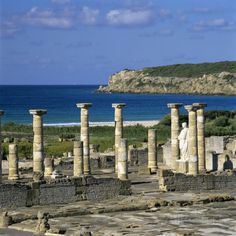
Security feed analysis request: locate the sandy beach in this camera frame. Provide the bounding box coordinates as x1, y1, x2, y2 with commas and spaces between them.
44, 120, 159, 127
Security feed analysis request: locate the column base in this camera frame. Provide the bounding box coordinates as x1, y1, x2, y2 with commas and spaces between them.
188, 163, 198, 176
44, 169, 53, 177
83, 171, 91, 176
8, 175, 19, 181
176, 160, 188, 173
118, 174, 128, 180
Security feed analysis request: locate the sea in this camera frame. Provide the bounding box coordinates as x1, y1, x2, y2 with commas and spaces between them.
0, 85, 235, 125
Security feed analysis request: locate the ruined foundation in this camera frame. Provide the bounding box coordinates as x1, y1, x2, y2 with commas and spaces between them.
0, 176, 131, 209
158, 169, 236, 192
1, 102, 236, 235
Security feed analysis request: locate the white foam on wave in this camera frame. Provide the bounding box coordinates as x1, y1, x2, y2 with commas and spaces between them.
44, 120, 159, 127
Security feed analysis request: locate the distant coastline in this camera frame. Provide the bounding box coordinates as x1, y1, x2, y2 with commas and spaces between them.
98, 61, 236, 96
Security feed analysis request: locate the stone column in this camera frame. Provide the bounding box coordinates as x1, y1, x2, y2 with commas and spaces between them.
0, 111, 4, 183
185, 105, 198, 175
117, 138, 128, 180
167, 103, 182, 170
44, 157, 54, 177
76, 103, 92, 175
8, 144, 19, 180
193, 103, 207, 172
112, 103, 126, 172
74, 141, 83, 176
29, 109, 47, 176
148, 129, 157, 173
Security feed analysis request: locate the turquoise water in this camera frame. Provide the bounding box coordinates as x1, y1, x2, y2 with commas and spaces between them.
0, 85, 235, 124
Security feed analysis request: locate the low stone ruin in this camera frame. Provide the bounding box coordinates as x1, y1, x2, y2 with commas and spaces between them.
0, 101, 235, 214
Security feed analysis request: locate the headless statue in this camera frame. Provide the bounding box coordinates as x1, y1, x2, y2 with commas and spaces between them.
178, 122, 189, 161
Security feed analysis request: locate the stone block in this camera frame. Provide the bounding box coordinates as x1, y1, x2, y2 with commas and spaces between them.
205, 136, 226, 154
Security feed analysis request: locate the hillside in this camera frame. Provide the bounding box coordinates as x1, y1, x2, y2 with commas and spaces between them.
98, 61, 236, 95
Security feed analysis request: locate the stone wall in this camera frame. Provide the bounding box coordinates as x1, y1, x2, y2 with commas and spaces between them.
0, 176, 131, 209
162, 136, 236, 171
158, 169, 236, 192
205, 136, 226, 154
0, 184, 29, 208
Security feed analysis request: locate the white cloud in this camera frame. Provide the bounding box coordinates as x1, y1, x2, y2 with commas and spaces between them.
80, 6, 99, 25
23, 7, 73, 29
106, 9, 153, 26
0, 21, 22, 38
193, 18, 236, 31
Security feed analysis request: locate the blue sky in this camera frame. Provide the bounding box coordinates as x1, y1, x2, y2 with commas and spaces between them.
0, 0, 236, 85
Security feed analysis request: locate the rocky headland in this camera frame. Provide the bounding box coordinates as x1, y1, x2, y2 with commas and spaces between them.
98, 61, 236, 95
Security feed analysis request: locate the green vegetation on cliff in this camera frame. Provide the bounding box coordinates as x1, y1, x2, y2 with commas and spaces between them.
98, 61, 236, 95
143, 61, 236, 78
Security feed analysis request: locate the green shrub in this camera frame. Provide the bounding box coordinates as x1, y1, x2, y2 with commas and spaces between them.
143, 61, 236, 78
59, 133, 75, 139
158, 114, 171, 126
214, 116, 230, 127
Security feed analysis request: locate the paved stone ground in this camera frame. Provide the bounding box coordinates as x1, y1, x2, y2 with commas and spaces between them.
0, 171, 236, 235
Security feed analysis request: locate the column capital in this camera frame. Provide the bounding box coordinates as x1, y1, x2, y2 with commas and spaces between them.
192, 103, 207, 109
184, 105, 197, 112
29, 109, 47, 116
76, 103, 92, 109
0, 110, 4, 116
167, 103, 183, 109
112, 103, 126, 109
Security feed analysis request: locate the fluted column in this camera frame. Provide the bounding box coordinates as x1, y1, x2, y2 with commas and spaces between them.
117, 138, 128, 180
193, 103, 207, 172
76, 103, 92, 175
74, 141, 83, 176
8, 144, 19, 180
112, 103, 126, 172
0, 111, 4, 183
167, 103, 182, 170
148, 129, 157, 173
29, 109, 47, 176
185, 105, 198, 176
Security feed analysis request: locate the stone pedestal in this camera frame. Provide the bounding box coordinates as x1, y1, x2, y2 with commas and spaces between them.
74, 141, 84, 176
44, 157, 54, 177
29, 109, 47, 177
117, 138, 128, 180
0, 111, 4, 184
193, 103, 207, 172
176, 160, 188, 173
112, 103, 126, 172
167, 103, 182, 170
76, 103, 92, 175
8, 144, 19, 180
185, 105, 198, 176
148, 129, 157, 173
